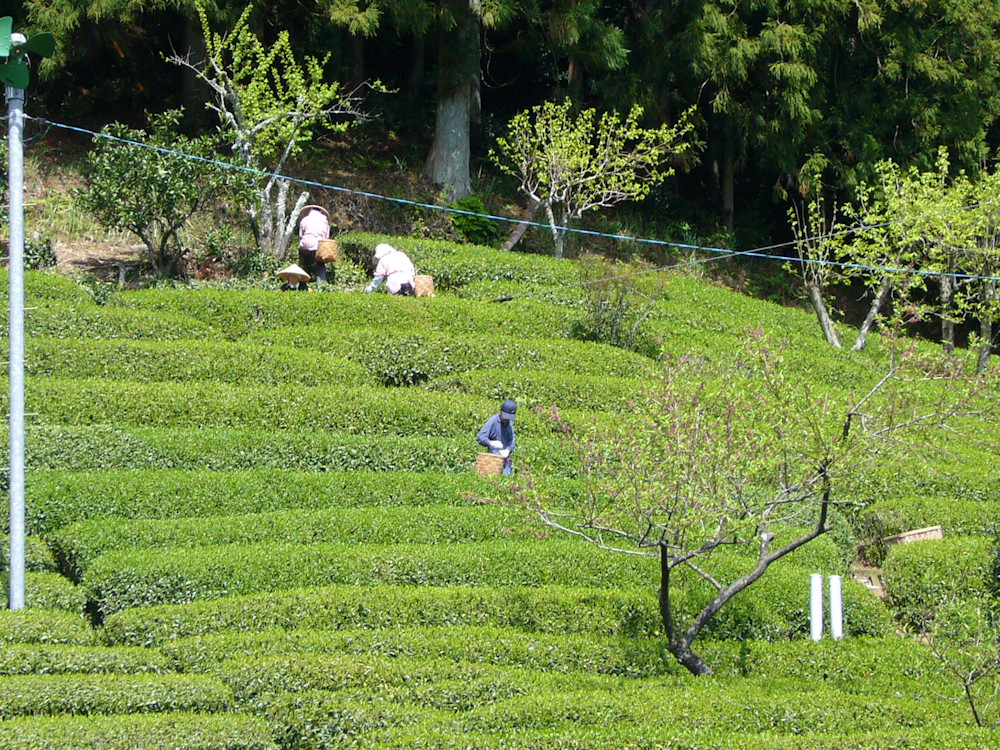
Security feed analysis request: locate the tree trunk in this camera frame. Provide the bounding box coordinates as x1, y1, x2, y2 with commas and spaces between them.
853, 279, 892, 351
978, 279, 995, 374
721, 132, 735, 233
425, 0, 480, 201
806, 281, 842, 348
659, 548, 714, 676
405, 34, 426, 104
940, 275, 955, 355
501, 197, 540, 251
543, 202, 566, 259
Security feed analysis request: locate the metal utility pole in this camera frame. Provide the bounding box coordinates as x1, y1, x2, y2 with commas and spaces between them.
6, 79, 25, 610
1, 19, 55, 610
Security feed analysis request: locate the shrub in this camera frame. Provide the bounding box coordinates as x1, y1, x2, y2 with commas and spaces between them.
856, 496, 998, 565
101, 585, 663, 646
11, 426, 496, 487
0, 713, 277, 750
0, 644, 170, 676
13, 573, 88, 616
0, 535, 57, 574
27, 468, 533, 535
0, 610, 95, 646
24, 338, 370, 386
247, 327, 662, 384
53, 505, 541, 580
0, 673, 232, 718
425, 368, 650, 412
0, 301, 216, 341
449, 195, 503, 245
116, 283, 579, 340
882, 537, 992, 626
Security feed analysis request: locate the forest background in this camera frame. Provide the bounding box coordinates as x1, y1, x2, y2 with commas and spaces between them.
8, 0, 1000, 336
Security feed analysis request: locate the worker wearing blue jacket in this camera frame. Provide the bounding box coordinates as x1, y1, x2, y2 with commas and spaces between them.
477, 399, 517, 475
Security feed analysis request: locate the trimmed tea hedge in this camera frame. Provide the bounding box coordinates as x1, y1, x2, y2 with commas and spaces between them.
0, 713, 277, 750
246, 327, 662, 384
882, 536, 992, 625
11, 425, 530, 481
117, 286, 579, 340
856, 496, 998, 564
101, 584, 668, 646
0, 644, 170, 676
0, 673, 232, 718
53, 505, 541, 580
24, 337, 370, 387
159, 627, 935, 688
425, 368, 650, 412
6, 299, 217, 341
0, 534, 57, 573
82, 535, 854, 620
27, 469, 531, 535
15, 378, 528, 437
16, 572, 88, 616
0, 609, 95, 646
101, 572, 890, 648
84, 539, 657, 617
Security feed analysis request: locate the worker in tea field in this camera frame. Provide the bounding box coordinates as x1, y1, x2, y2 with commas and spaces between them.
298, 204, 331, 285
277, 263, 310, 291
477, 399, 517, 475
364, 243, 416, 296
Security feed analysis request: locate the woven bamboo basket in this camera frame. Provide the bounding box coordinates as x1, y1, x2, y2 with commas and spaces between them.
316, 239, 340, 263
414, 274, 435, 297
476, 452, 505, 476
882, 525, 943, 547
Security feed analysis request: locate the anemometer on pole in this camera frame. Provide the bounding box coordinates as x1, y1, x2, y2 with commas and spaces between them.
3, 17, 55, 610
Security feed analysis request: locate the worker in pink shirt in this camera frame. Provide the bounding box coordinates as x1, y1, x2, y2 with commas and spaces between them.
364, 243, 416, 296
298, 204, 331, 285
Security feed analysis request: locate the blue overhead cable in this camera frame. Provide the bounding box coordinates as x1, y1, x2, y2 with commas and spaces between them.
21, 115, 1000, 286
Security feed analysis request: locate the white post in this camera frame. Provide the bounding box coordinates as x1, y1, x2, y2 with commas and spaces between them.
830, 575, 844, 640
810, 573, 823, 641
6, 82, 26, 610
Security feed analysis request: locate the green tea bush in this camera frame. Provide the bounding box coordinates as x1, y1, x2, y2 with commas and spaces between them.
1, 299, 216, 341
0, 644, 170, 676
97, 557, 889, 641
160, 628, 932, 686
24, 338, 370, 386
84, 539, 658, 617
263, 690, 437, 750
12, 378, 563, 437
27, 469, 537, 535
0, 609, 95, 646
53, 505, 541, 580
15, 573, 88, 616
0, 673, 232, 718
116, 285, 578, 340
0, 269, 94, 307
856, 496, 998, 565
0, 535, 57, 574
882, 537, 992, 626
425, 368, 650, 412
0, 712, 277, 750
247, 327, 662, 384
10, 425, 496, 485
101, 584, 661, 646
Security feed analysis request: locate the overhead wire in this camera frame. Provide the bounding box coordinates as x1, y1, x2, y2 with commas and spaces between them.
16, 114, 1000, 300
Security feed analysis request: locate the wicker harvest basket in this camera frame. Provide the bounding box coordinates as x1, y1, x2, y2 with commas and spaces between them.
316, 239, 340, 263
476, 452, 505, 476
414, 274, 435, 297
882, 525, 943, 547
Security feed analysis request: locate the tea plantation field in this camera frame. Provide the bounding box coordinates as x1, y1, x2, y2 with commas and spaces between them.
0, 236, 998, 748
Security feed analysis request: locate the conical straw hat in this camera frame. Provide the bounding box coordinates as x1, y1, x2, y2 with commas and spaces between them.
277, 264, 311, 283
299, 204, 330, 220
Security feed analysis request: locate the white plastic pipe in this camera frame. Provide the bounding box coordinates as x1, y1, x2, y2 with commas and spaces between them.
810, 573, 823, 641
829, 575, 844, 640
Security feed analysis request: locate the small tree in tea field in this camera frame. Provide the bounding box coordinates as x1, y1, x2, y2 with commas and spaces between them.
510, 332, 996, 675
492, 98, 697, 259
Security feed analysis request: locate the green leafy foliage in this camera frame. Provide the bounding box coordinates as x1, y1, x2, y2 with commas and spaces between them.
77, 110, 246, 277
